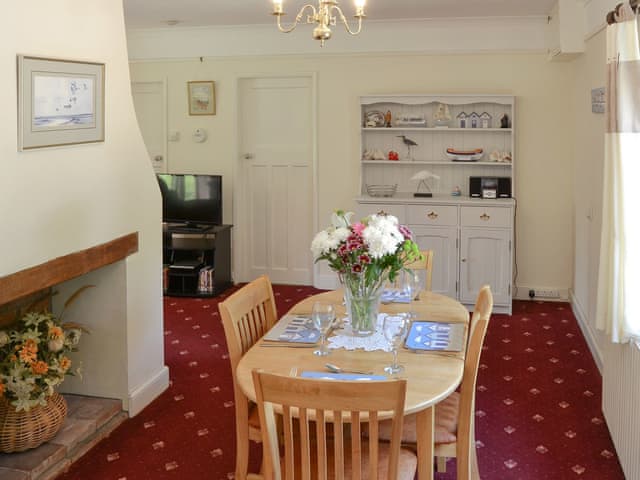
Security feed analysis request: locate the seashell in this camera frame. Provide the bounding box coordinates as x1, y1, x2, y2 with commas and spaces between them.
363, 149, 374, 160
489, 150, 501, 162
372, 149, 386, 160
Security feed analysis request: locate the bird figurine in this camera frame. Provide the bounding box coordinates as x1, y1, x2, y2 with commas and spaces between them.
410, 170, 440, 197
396, 135, 418, 160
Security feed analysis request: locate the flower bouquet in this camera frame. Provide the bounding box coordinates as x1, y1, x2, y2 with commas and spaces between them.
311, 211, 421, 336
0, 288, 88, 452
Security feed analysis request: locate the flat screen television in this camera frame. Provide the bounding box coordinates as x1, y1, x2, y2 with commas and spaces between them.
157, 174, 222, 226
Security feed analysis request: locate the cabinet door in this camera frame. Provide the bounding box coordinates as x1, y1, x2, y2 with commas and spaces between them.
411, 226, 458, 298
459, 228, 511, 306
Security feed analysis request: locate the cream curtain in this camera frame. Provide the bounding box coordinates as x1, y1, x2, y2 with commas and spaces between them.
596, 4, 640, 343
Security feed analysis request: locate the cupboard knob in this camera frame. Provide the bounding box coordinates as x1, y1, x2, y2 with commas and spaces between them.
480, 213, 490, 221
461, 258, 467, 262
427, 211, 438, 220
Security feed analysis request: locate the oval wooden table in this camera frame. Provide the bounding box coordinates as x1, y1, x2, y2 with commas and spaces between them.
236, 289, 470, 480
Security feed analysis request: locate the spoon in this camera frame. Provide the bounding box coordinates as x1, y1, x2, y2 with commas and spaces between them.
325, 363, 373, 375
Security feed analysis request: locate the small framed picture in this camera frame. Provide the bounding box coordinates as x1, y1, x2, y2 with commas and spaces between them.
188, 81, 216, 116
17, 55, 105, 150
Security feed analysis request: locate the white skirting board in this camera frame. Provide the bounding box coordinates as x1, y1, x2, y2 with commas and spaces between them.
125, 366, 170, 417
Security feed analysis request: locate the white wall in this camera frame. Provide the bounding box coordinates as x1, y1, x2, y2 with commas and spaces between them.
130, 52, 576, 295
570, 29, 608, 366
0, 0, 167, 415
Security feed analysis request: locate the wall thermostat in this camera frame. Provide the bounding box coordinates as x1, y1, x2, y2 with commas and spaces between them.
193, 128, 207, 143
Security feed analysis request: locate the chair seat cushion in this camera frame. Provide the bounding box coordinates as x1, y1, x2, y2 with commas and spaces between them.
376, 391, 460, 445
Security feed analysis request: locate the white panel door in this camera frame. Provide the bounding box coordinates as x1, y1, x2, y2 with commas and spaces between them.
131, 81, 167, 173
411, 225, 458, 298
238, 77, 314, 285
459, 228, 511, 305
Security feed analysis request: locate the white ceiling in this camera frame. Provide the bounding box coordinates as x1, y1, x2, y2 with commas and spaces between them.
124, 0, 558, 29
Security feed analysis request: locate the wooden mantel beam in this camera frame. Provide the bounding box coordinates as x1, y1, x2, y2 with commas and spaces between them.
0, 232, 139, 306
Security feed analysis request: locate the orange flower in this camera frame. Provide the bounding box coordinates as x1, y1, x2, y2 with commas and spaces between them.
19, 347, 37, 364
0, 383, 4, 396
59, 357, 72, 372
9, 354, 17, 362
19, 339, 38, 365
49, 326, 63, 339
31, 361, 48, 375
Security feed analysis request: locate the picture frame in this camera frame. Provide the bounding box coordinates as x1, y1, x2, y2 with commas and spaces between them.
188, 81, 216, 116
17, 55, 105, 150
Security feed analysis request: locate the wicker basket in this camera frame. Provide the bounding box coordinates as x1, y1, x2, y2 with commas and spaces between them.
0, 392, 67, 453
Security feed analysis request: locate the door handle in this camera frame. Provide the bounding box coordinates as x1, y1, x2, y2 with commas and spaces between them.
243, 153, 254, 160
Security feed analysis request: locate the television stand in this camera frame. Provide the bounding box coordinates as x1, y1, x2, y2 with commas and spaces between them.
162, 224, 232, 297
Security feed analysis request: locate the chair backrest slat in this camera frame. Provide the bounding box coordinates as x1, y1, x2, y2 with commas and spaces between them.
253, 371, 407, 480
406, 249, 434, 292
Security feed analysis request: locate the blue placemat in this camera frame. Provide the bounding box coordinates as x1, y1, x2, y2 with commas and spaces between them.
381, 289, 412, 303
263, 315, 320, 344
404, 321, 465, 352
300, 371, 387, 381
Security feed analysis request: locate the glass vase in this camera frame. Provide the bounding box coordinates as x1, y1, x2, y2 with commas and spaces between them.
341, 272, 387, 337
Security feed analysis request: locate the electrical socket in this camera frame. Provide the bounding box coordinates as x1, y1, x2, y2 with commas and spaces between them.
534, 289, 560, 298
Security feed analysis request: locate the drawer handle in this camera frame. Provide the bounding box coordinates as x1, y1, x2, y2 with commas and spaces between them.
480, 213, 491, 221
427, 211, 439, 220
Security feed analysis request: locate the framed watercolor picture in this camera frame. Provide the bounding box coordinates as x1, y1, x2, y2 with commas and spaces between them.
17, 55, 105, 150
188, 81, 216, 116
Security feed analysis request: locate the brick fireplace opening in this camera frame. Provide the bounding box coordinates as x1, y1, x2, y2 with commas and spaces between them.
0, 233, 139, 479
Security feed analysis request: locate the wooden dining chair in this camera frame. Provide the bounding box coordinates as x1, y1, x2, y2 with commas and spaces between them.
378, 284, 493, 479
252, 370, 418, 480
406, 249, 434, 292
219, 275, 279, 480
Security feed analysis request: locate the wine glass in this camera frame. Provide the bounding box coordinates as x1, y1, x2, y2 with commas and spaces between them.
383, 314, 410, 374
403, 270, 422, 301
312, 302, 335, 357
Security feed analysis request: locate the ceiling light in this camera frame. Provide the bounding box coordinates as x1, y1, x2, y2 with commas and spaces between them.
271, 0, 366, 47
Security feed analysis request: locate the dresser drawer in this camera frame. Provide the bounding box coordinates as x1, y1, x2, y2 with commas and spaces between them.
406, 205, 458, 226
460, 206, 511, 228
355, 203, 406, 224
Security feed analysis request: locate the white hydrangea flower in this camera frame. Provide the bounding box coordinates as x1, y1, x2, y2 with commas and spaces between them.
311, 227, 350, 259
362, 214, 404, 258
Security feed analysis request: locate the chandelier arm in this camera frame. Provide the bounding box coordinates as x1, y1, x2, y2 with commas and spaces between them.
330, 5, 364, 36
276, 4, 317, 33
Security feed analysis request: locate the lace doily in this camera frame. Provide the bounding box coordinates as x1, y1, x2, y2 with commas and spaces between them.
328, 314, 392, 352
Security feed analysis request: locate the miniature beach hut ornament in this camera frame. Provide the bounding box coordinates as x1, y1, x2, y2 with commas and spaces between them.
410, 170, 440, 198
433, 103, 451, 127
480, 112, 492, 128
457, 112, 468, 128
469, 112, 480, 128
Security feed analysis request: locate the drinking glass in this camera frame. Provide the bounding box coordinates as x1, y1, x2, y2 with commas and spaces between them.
312, 302, 335, 356
403, 270, 422, 301
383, 314, 409, 374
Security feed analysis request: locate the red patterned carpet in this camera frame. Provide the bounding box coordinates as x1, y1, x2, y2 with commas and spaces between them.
59, 286, 625, 480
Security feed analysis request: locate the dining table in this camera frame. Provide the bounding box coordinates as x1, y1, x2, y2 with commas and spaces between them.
235, 289, 470, 480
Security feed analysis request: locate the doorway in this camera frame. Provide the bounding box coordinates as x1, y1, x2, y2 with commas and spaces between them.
236, 76, 316, 285
131, 80, 167, 173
